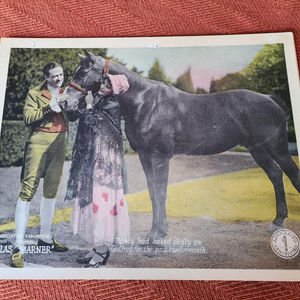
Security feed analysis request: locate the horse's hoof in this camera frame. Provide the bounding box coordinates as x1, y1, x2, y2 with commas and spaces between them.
143, 247, 156, 258
269, 222, 285, 233
147, 236, 154, 245
146, 230, 167, 243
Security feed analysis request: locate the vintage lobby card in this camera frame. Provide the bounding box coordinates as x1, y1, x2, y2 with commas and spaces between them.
0, 33, 300, 280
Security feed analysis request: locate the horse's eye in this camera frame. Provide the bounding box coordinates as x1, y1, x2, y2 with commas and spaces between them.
76, 64, 91, 75
81, 68, 91, 74
77, 60, 93, 74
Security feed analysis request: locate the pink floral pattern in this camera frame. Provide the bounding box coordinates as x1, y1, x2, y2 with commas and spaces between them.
93, 203, 99, 214
102, 192, 109, 202
110, 205, 118, 216
71, 185, 130, 246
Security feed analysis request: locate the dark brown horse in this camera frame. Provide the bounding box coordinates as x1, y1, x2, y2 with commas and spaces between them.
63, 49, 300, 240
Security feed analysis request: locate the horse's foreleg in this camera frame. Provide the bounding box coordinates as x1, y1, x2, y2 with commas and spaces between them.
250, 149, 287, 227
139, 153, 170, 240
139, 153, 156, 234
150, 154, 170, 239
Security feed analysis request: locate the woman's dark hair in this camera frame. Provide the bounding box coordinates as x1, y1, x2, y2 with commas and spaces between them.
102, 74, 110, 82
43, 62, 62, 78
101, 74, 112, 87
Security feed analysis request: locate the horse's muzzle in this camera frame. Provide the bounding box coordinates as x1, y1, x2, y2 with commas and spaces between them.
60, 97, 79, 111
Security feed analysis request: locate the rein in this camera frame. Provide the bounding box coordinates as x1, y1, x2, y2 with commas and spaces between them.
67, 59, 110, 95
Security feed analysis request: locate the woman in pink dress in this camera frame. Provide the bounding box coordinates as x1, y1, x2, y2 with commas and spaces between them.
65, 74, 130, 267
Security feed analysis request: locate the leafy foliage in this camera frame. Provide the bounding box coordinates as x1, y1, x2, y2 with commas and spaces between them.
0, 121, 29, 166
195, 87, 208, 94
242, 44, 290, 104
174, 67, 195, 93
130, 66, 144, 75
148, 59, 171, 83
210, 72, 250, 93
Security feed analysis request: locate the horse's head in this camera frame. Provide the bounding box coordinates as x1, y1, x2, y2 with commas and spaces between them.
62, 49, 106, 111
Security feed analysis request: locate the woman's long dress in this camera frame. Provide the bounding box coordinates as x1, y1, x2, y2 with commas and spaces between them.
65, 95, 130, 246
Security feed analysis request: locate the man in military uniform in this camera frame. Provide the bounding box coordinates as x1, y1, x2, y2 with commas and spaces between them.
11, 62, 73, 268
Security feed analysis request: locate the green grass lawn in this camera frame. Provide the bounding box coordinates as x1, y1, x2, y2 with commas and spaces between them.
127, 158, 300, 222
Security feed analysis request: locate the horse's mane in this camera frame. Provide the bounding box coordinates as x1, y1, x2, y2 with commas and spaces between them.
106, 58, 187, 94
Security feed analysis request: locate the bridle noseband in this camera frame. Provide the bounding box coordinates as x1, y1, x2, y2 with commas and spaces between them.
67, 59, 110, 95
67, 81, 87, 95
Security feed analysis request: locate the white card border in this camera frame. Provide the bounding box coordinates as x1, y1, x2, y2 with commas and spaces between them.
0, 32, 300, 280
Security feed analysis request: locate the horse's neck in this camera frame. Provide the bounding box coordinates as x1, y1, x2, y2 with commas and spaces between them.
108, 61, 150, 114
109, 61, 149, 91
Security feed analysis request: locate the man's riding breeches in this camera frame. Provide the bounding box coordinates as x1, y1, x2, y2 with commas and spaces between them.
19, 131, 67, 201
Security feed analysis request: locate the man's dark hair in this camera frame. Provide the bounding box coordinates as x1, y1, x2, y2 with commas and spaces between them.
43, 62, 62, 78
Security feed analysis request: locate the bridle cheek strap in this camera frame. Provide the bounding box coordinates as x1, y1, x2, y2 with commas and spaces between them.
68, 60, 110, 95
104, 59, 110, 74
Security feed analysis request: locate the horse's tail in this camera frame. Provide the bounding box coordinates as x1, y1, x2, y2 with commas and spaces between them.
269, 94, 290, 121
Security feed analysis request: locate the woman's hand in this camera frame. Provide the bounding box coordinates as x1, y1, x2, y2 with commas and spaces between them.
85, 91, 94, 109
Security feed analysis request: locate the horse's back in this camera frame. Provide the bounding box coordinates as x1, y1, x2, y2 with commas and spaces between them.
169, 89, 288, 155
125, 85, 288, 156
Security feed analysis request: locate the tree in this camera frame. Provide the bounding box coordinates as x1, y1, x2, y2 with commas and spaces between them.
209, 72, 250, 93
148, 59, 171, 83
242, 44, 290, 106
174, 67, 194, 93
131, 66, 144, 75
243, 44, 294, 141
4, 48, 107, 120
195, 87, 208, 94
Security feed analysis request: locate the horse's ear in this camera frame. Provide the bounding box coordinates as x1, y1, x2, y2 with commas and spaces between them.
78, 53, 86, 60
83, 49, 96, 63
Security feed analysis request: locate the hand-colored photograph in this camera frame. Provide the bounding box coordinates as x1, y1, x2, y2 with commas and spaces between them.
0, 34, 299, 280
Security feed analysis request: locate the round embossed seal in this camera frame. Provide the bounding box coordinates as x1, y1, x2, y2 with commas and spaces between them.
271, 229, 300, 259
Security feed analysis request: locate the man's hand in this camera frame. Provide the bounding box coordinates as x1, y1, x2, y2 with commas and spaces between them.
85, 91, 94, 109
56, 94, 69, 104
49, 96, 61, 113
56, 94, 69, 111
50, 94, 69, 112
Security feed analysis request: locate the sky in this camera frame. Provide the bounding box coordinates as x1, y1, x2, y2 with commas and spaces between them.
107, 45, 264, 91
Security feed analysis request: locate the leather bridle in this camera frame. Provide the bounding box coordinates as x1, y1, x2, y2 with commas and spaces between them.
67, 81, 87, 95
67, 59, 110, 95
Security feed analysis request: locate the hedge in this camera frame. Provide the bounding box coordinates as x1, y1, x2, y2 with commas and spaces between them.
0, 120, 134, 167
0, 121, 29, 167
0, 120, 74, 167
